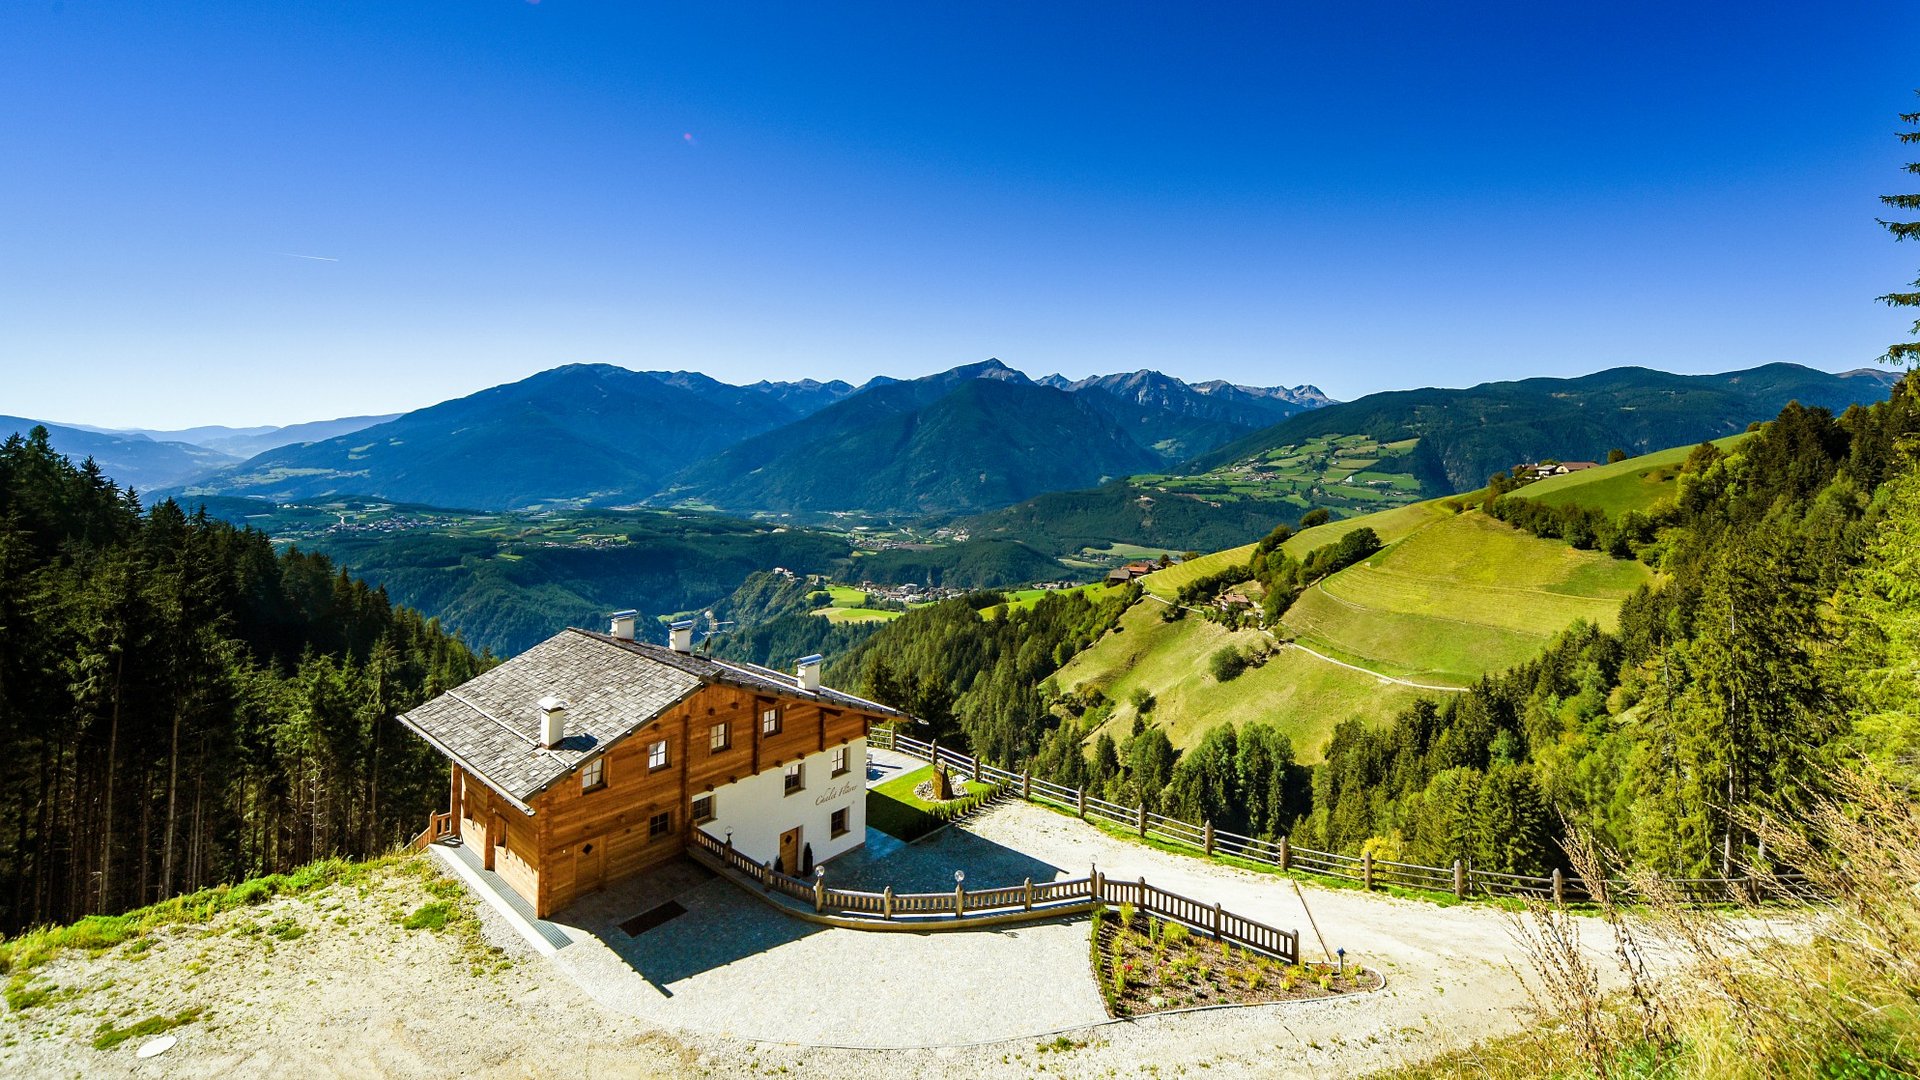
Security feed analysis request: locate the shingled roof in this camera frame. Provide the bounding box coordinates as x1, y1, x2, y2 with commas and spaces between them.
396, 628, 904, 813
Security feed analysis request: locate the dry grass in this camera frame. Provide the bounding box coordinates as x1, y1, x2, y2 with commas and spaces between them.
1387, 765, 1920, 1079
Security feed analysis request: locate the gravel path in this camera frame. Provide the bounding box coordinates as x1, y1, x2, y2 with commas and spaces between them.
1, 798, 1683, 1079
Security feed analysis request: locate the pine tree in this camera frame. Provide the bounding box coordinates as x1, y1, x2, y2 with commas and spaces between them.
1879, 92, 1920, 367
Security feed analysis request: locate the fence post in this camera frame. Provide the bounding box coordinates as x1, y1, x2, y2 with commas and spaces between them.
1092, 866, 1104, 901
1022, 768, 1032, 801
1362, 849, 1374, 891
883, 885, 893, 920
1453, 859, 1465, 900
1552, 868, 1564, 907
1137, 800, 1148, 837
814, 876, 826, 913
1077, 787, 1087, 819
955, 881, 966, 917
1204, 819, 1215, 857
762, 860, 774, 892
1023, 877, 1033, 911
1212, 901, 1223, 941
1279, 836, 1291, 871
972, 754, 982, 783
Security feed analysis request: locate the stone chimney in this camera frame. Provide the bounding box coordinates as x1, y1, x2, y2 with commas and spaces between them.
669, 619, 696, 653
796, 654, 823, 692
609, 609, 637, 640
538, 696, 567, 748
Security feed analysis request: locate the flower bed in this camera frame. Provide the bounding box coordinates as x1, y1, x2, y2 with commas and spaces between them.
1089, 904, 1379, 1016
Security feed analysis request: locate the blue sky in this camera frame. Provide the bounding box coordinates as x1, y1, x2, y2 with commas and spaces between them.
2, 2, 1916, 428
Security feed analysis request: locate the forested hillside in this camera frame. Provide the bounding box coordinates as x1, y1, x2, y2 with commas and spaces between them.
0, 428, 487, 932
845, 377, 1920, 883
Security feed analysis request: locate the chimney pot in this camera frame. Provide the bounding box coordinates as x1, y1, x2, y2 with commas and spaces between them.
609, 610, 638, 640
538, 696, 567, 748
796, 654, 823, 692
669, 619, 696, 653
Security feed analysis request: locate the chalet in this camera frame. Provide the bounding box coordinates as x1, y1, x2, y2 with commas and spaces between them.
397, 612, 905, 918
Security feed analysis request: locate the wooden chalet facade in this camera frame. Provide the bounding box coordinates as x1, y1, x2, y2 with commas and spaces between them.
398, 616, 905, 917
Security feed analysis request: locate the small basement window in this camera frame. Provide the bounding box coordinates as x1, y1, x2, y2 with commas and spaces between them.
581, 757, 605, 792
830, 807, 850, 838
648, 811, 672, 840
648, 738, 669, 771
762, 707, 781, 735
831, 746, 848, 776
691, 794, 715, 824
784, 762, 804, 795
709, 721, 730, 752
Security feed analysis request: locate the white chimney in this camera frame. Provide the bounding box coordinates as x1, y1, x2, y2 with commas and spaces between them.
796, 654, 823, 692
669, 619, 696, 653
609, 609, 637, 640
538, 696, 567, 748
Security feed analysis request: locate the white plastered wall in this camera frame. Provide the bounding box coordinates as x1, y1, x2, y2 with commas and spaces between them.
699, 738, 867, 869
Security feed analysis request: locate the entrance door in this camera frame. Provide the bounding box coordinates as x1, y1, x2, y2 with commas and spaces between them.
575, 836, 606, 895
778, 827, 802, 875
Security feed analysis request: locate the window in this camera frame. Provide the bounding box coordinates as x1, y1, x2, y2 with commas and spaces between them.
648, 811, 672, 840
784, 762, 804, 795
830, 807, 850, 838
580, 757, 605, 792
647, 739, 669, 772
831, 746, 848, 776
691, 794, 714, 824
762, 707, 781, 735
709, 721, 730, 752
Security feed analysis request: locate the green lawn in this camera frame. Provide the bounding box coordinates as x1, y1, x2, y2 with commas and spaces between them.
1512, 433, 1751, 518
814, 606, 900, 624
825, 584, 870, 606
982, 582, 1120, 620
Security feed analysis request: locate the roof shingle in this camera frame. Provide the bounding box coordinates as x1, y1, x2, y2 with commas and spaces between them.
397, 628, 903, 812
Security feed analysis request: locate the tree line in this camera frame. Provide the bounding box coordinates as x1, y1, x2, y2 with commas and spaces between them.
0, 428, 487, 932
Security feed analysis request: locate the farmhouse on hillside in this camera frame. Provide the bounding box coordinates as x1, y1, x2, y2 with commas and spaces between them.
397, 613, 905, 918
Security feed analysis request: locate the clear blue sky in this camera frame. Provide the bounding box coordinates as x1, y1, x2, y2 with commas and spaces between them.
3, 2, 1916, 428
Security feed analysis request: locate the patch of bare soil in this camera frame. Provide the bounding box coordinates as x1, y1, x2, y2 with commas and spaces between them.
0, 855, 702, 1078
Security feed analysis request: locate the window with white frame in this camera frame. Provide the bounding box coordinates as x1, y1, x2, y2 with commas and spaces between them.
831, 746, 848, 776
761, 707, 781, 735
581, 757, 605, 792
648, 738, 669, 771
783, 762, 804, 795
709, 721, 730, 752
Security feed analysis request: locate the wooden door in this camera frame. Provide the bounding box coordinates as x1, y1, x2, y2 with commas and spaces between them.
778, 827, 802, 875
575, 836, 606, 895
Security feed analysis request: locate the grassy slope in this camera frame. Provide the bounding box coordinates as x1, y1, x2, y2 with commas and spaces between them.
1513, 432, 1750, 517
1281, 512, 1650, 685
1059, 501, 1649, 757
1054, 599, 1431, 763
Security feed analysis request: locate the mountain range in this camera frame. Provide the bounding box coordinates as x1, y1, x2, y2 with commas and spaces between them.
2, 412, 401, 491
1186, 363, 1901, 491
171, 361, 1328, 514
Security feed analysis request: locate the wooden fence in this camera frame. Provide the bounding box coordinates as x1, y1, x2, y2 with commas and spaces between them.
871, 726, 1803, 905
686, 827, 1300, 963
